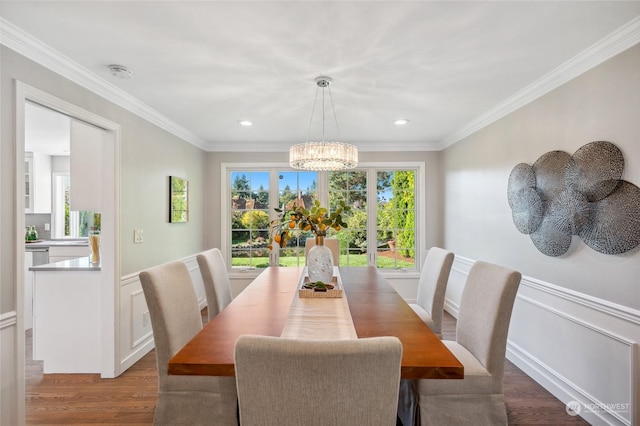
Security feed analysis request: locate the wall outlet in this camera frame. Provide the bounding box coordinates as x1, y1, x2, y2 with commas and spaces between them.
142, 311, 150, 327
133, 228, 144, 243
44, 223, 50, 231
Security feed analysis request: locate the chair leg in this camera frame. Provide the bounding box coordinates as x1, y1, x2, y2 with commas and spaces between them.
397, 379, 420, 426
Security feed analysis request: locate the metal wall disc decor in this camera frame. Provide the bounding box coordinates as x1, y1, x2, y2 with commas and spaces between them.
565, 141, 624, 201
530, 213, 572, 257
578, 181, 640, 254
548, 189, 590, 235
508, 140, 639, 256
511, 187, 543, 234
532, 151, 572, 205
507, 163, 536, 209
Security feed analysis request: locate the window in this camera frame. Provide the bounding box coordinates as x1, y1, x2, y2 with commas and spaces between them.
276, 171, 318, 267
230, 171, 271, 268
52, 173, 100, 238
376, 170, 416, 269
225, 163, 422, 272
328, 170, 368, 266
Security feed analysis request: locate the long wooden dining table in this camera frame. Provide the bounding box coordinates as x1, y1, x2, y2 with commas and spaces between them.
168, 266, 463, 380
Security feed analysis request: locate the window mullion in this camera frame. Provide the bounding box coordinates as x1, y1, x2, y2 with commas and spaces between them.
366, 168, 377, 266
269, 168, 280, 266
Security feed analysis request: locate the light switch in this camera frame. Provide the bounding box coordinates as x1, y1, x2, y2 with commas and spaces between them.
133, 228, 144, 243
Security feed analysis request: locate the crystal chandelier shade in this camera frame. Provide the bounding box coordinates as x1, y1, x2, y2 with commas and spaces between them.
290, 76, 358, 171
289, 141, 358, 171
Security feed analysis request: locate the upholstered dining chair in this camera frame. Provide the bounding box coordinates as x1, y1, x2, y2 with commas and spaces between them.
196, 248, 233, 321
234, 335, 403, 426
139, 261, 237, 426
408, 247, 454, 339
305, 237, 340, 266
410, 260, 521, 426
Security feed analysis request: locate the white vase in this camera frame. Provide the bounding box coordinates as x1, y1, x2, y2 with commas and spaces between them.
307, 236, 334, 284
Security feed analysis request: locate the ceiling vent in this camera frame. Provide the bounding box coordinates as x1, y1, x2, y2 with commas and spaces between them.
108, 64, 133, 79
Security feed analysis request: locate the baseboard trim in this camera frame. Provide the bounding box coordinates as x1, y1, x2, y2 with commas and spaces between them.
120, 338, 155, 373
508, 341, 632, 426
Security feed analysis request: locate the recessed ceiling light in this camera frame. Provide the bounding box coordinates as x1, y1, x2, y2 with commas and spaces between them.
394, 119, 410, 126
238, 120, 253, 127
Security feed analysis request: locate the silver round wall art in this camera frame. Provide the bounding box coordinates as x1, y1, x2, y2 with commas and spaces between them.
579, 180, 640, 255
508, 141, 640, 256
547, 189, 590, 235
532, 150, 572, 205
565, 141, 624, 202
530, 213, 572, 257
507, 163, 536, 209
511, 187, 543, 234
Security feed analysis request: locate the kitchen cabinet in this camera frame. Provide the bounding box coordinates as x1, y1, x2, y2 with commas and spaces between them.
24, 251, 34, 330
49, 245, 88, 263
70, 119, 104, 211
25, 152, 52, 213
31, 259, 101, 373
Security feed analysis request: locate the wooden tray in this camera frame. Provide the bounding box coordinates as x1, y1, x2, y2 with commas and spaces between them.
298, 275, 343, 298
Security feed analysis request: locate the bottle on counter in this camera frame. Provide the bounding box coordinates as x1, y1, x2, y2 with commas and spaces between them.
26, 226, 38, 242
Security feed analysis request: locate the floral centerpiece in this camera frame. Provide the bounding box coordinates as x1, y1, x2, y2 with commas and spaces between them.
268, 199, 351, 284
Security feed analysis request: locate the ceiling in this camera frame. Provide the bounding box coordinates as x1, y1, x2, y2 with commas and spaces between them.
2, 1, 639, 153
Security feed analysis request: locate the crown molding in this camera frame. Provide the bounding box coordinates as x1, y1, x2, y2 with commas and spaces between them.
438, 15, 640, 150
0, 17, 209, 151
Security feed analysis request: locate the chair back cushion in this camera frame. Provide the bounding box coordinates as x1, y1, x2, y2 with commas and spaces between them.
139, 260, 203, 389
234, 335, 402, 426
415, 247, 454, 333
456, 261, 521, 377
196, 248, 232, 319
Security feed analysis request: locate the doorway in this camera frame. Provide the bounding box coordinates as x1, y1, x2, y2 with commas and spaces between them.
15, 81, 121, 424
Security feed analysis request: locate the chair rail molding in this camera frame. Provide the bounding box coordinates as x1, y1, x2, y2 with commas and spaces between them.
446, 255, 639, 426
0, 311, 17, 330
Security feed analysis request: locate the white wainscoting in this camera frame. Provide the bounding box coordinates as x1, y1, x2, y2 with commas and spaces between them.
445, 256, 639, 426
1, 311, 20, 425
118, 255, 207, 373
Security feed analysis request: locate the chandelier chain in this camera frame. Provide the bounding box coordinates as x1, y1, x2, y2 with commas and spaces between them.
306, 86, 320, 143
327, 85, 342, 142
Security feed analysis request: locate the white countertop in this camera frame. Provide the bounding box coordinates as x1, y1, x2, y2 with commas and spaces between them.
29, 256, 101, 272
25, 239, 88, 249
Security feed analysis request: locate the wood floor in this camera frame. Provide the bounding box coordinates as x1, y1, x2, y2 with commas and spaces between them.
26, 310, 590, 425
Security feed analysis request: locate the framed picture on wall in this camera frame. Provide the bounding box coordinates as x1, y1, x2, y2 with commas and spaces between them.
169, 176, 189, 223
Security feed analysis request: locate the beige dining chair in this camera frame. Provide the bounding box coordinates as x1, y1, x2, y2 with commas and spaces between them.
234, 335, 403, 426
139, 260, 237, 426
305, 237, 340, 266
196, 247, 233, 321
408, 247, 454, 339
410, 260, 521, 426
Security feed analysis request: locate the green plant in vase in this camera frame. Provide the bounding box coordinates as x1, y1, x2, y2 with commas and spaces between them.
268, 199, 350, 250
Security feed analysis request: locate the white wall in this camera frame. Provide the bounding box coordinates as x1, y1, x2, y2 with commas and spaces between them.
442, 44, 640, 425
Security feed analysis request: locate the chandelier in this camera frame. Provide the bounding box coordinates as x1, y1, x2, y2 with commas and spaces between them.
290, 76, 358, 171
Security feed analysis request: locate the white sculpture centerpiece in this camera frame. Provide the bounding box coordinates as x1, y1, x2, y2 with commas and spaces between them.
269, 199, 350, 284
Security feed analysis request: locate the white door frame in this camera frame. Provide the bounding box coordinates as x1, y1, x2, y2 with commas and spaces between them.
14, 80, 121, 422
